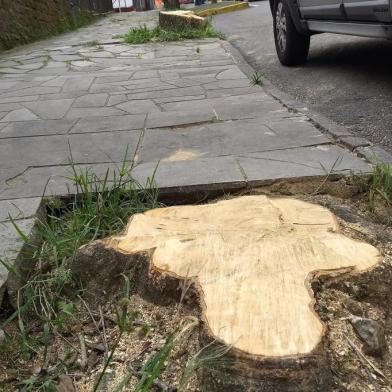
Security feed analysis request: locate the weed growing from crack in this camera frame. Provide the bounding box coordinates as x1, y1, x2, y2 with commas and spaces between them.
249, 71, 263, 86
312, 156, 343, 195
36, 147, 159, 271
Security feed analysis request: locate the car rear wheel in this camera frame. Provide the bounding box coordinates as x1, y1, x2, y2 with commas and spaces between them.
273, 0, 310, 65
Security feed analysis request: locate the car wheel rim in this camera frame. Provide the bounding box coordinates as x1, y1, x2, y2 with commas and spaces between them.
276, 2, 287, 53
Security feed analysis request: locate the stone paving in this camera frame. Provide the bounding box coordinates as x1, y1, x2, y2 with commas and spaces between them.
0, 12, 372, 299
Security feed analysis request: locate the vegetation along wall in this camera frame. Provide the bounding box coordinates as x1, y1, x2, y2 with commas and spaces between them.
0, 0, 113, 51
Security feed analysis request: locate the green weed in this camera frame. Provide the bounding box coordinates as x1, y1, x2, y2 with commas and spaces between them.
35, 148, 159, 274
312, 156, 343, 195
368, 161, 392, 212
179, 341, 232, 390
1, 148, 160, 390
134, 317, 198, 392
138, 323, 151, 338
249, 71, 263, 86
94, 275, 136, 392
21, 363, 67, 391
1, 11, 100, 52
17, 148, 159, 321
124, 24, 223, 45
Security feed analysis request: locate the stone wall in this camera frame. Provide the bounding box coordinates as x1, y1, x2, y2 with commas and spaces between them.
0, 0, 113, 51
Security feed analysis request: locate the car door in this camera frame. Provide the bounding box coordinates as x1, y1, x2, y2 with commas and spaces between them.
298, 0, 346, 20
343, 0, 392, 21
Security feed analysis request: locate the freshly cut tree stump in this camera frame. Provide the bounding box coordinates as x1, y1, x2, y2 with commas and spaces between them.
74, 196, 381, 390
159, 10, 206, 30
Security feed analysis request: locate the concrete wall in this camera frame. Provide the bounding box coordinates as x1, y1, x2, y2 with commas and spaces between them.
0, 0, 113, 51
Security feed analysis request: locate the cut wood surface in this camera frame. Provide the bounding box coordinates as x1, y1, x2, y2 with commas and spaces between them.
159, 10, 206, 30
113, 196, 381, 358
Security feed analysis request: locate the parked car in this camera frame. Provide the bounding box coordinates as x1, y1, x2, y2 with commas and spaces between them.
270, 0, 392, 65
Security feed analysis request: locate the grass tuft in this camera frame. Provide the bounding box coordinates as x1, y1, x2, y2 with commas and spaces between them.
179, 340, 233, 390
133, 317, 199, 392
0, 149, 160, 390
124, 23, 223, 44
249, 71, 263, 86
16, 152, 160, 323
367, 161, 392, 217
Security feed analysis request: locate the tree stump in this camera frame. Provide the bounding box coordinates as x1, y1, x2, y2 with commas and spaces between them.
159, 10, 206, 30
73, 196, 381, 390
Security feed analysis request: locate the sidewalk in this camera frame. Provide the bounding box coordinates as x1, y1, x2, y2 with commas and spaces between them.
0, 12, 373, 298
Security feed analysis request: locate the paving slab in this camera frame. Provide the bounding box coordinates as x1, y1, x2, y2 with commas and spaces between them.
73, 93, 109, 108
0, 95, 39, 104
71, 114, 146, 133
0, 130, 142, 168
0, 218, 37, 304
132, 156, 246, 191
237, 145, 371, 186
146, 109, 217, 129
127, 86, 205, 100
340, 136, 371, 151
0, 118, 76, 138
116, 99, 160, 114
357, 146, 392, 166
1, 87, 61, 98
0, 198, 42, 222
0, 108, 39, 122
0, 162, 126, 200
139, 119, 329, 163
0, 11, 381, 305
63, 76, 94, 92
23, 98, 74, 119
65, 106, 125, 119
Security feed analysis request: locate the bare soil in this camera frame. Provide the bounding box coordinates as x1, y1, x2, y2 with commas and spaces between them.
307, 193, 392, 392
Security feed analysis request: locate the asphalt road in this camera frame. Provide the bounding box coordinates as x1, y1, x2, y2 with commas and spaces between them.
213, 2, 392, 153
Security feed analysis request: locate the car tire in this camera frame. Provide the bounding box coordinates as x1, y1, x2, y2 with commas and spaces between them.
273, 0, 310, 66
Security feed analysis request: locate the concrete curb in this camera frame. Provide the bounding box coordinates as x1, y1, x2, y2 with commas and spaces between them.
195, 2, 249, 17
220, 40, 392, 167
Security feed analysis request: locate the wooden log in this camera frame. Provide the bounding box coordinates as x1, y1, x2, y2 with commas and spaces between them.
72, 196, 381, 389
159, 10, 206, 30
